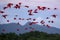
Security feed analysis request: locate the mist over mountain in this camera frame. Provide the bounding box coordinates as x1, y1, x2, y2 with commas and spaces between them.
0, 22, 60, 34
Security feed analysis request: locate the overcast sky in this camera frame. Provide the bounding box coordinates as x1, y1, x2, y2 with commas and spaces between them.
0, 0, 60, 28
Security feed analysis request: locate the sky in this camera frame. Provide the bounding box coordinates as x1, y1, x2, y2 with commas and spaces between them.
0, 0, 60, 28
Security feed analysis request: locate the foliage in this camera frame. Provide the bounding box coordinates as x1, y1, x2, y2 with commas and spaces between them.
0, 31, 60, 40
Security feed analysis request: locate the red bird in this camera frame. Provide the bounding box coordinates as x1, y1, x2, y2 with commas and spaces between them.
25, 5, 29, 8
31, 28, 34, 30
7, 20, 9, 22
2, 15, 7, 18
33, 9, 38, 13
32, 22, 38, 24
19, 2, 21, 5
28, 9, 33, 15
24, 28, 28, 30
48, 21, 50, 23
2, 29, 5, 32
33, 19, 36, 21
46, 17, 49, 19
51, 14, 57, 18
3, 7, 8, 10
14, 4, 20, 9
47, 8, 50, 10
41, 7, 46, 10
17, 22, 19, 25
14, 18, 16, 20
40, 20, 45, 24
26, 18, 31, 20
19, 18, 21, 20
7, 3, 13, 8
17, 28, 19, 31
54, 8, 57, 10
37, 6, 41, 10
0, 10, 4, 13
46, 24, 50, 28
51, 21, 54, 23
29, 22, 38, 25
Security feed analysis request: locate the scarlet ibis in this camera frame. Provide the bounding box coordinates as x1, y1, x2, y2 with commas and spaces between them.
46, 17, 49, 19
33, 19, 36, 21
14, 4, 20, 9
54, 8, 57, 10
33, 9, 38, 13
19, 2, 21, 5
47, 8, 50, 10
2, 29, 5, 32
29, 22, 38, 25
14, 18, 16, 20
41, 7, 46, 10
19, 18, 21, 20
51, 14, 57, 18
3, 7, 8, 10
37, 6, 41, 10
28, 9, 33, 15
7, 3, 13, 8
2, 15, 7, 18
17, 28, 19, 31
25, 5, 29, 8
46, 24, 50, 28
0, 10, 4, 13
7, 20, 9, 22
51, 21, 54, 23
40, 20, 45, 24
24, 28, 28, 30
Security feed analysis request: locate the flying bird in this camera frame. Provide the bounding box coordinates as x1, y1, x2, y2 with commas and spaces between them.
28, 9, 33, 15
17, 28, 19, 31
2, 15, 7, 18
3, 7, 8, 10
14, 4, 20, 9
51, 20, 54, 23
54, 8, 57, 10
24, 28, 28, 30
41, 7, 46, 10
51, 14, 57, 18
7, 3, 13, 8
40, 20, 45, 24
2, 29, 5, 32
7, 20, 9, 22
33, 18, 36, 21
33, 9, 38, 13
47, 8, 50, 10
29, 22, 38, 25
46, 24, 50, 28
19, 2, 21, 5
0, 10, 4, 13
37, 6, 41, 10
14, 18, 16, 20
46, 17, 49, 19
25, 5, 29, 8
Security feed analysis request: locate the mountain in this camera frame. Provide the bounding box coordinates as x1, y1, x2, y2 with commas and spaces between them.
0, 22, 60, 34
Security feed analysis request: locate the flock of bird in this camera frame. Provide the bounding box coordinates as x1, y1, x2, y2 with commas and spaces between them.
0, 2, 57, 32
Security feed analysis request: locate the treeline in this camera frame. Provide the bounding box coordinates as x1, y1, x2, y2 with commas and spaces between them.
0, 31, 60, 40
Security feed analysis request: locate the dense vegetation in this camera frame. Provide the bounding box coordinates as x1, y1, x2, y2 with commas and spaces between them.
0, 31, 60, 40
